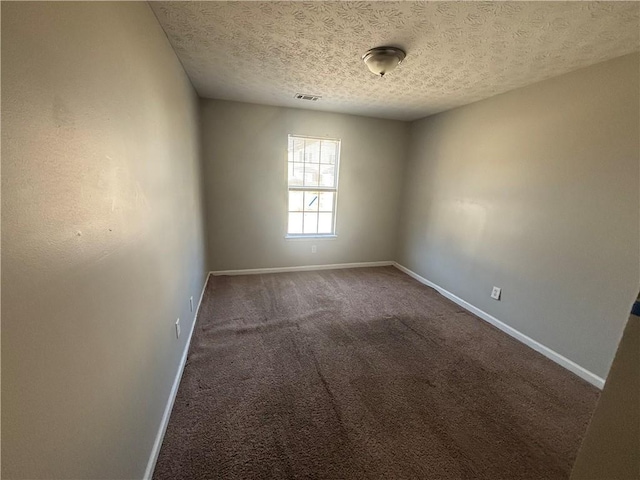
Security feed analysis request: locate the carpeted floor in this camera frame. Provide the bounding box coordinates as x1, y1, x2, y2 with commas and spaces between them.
153, 266, 598, 480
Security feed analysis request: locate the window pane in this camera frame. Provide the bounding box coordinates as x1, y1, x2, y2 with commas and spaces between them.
321, 141, 337, 164
303, 191, 319, 212
287, 135, 340, 237
288, 212, 303, 234
305, 139, 320, 164
288, 191, 303, 212
292, 137, 305, 162
318, 192, 334, 212
304, 163, 319, 187
318, 212, 333, 234
288, 162, 304, 186
288, 137, 294, 163
303, 213, 318, 234
319, 164, 336, 187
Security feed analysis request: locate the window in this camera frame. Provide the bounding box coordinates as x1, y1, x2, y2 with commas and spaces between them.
287, 135, 340, 237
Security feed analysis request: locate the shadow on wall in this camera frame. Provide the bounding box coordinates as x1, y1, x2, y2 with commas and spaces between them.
571, 296, 640, 479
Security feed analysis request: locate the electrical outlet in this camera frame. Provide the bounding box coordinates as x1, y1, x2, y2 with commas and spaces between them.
190, 296, 194, 312
311, 245, 317, 254
175, 318, 181, 339
491, 286, 501, 300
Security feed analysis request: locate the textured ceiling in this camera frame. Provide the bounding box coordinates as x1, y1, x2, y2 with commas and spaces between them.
150, 1, 640, 121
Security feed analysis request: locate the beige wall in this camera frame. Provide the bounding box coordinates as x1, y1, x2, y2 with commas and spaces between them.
1, 2, 207, 478
571, 313, 639, 479
2, 2, 637, 476
200, 99, 409, 271
397, 53, 640, 380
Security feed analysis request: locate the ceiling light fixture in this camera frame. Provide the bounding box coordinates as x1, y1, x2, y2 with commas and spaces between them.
362, 46, 406, 77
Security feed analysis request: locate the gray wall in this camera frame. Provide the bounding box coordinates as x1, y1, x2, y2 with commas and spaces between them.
397, 53, 640, 380
571, 313, 639, 479
2, 2, 636, 476
2, 2, 207, 478
200, 99, 409, 271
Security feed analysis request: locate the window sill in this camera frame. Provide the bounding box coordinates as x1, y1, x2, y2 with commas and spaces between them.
285, 234, 338, 241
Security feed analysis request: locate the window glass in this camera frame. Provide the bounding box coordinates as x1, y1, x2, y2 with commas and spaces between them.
287, 135, 340, 237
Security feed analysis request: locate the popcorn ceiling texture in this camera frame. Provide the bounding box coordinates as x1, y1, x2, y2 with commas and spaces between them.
151, 1, 639, 120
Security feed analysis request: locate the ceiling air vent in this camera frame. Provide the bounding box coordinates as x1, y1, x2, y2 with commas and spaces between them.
294, 93, 322, 101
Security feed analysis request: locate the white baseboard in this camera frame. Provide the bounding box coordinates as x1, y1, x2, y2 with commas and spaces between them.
143, 261, 604, 480
211, 261, 394, 276
143, 273, 211, 480
393, 262, 605, 389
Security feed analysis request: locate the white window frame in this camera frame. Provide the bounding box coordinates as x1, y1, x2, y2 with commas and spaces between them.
285, 134, 341, 239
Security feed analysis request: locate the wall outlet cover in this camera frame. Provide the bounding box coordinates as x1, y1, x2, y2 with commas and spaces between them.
491, 286, 502, 300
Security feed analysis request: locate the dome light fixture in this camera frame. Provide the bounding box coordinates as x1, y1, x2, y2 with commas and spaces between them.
362, 46, 406, 77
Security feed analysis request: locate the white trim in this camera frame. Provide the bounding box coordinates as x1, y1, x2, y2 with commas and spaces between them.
143, 273, 211, 480
143, 261, 604, 480
211, 261, 394, 276
284, 234, 338, 240
393, 262, 605, 389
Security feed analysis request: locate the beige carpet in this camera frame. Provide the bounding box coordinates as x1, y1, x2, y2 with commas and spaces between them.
153, 266, 598, 479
